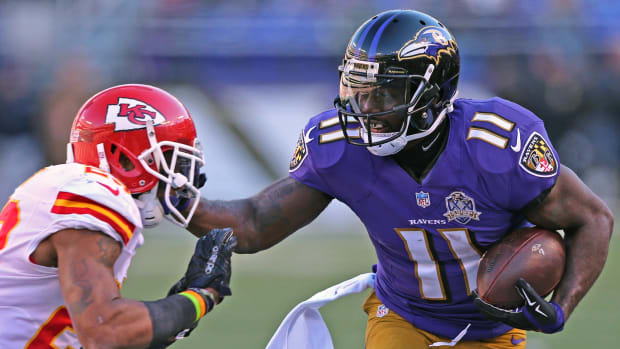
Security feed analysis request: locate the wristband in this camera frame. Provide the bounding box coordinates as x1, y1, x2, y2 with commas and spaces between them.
179, 290, 206, 322
179, 288, 216, 322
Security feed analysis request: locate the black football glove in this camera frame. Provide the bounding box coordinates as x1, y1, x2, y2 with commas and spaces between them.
168, 228, 237, 298
166, 228, 236, 341
473, 278, 565, 333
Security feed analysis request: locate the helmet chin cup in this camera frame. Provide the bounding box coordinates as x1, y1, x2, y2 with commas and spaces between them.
134, 184, 164, 228
367, 133, 408, 156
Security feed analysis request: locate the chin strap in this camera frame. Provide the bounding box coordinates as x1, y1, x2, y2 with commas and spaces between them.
134, 184, 165, 227
365, 126, 410, 156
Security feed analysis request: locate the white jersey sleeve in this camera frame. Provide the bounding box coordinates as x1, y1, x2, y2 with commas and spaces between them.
0, 163, 143, 348
47, 164, 141, 247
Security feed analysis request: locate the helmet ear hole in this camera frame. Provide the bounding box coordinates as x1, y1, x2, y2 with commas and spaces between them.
111, 144, 137, 171
119, 152, 135, 171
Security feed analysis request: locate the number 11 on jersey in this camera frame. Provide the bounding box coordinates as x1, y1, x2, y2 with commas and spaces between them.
395, 228, 481, 301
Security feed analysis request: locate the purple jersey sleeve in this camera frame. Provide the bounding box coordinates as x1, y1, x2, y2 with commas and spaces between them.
288, 109, 375, 202
288, 113, 338, 197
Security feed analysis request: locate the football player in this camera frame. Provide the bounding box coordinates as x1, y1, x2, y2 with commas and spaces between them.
186, 9, 614, 348
0, 84, 236, 348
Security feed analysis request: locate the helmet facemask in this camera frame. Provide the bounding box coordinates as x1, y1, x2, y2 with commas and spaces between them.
335, 59, 447, 156
135, 119, 206, 228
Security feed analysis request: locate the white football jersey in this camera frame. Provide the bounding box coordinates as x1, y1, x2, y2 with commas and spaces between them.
0, 163, 143, 348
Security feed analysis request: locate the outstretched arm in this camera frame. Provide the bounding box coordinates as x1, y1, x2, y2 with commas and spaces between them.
188, 177, 333, 254
523, 164, 614, 320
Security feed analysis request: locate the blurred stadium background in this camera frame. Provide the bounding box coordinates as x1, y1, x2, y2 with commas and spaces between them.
1, 0, 618, 348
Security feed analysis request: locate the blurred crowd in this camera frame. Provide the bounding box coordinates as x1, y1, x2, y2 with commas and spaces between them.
1, 0, 618, 212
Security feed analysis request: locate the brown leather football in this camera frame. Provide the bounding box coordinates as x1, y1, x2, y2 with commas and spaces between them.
477, 227, 566, 309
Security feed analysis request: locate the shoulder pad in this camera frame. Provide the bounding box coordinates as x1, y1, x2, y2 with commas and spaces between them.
52, 164, 141, 245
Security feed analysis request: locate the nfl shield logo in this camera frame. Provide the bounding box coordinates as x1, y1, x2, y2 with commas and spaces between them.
415, 191, 431, 208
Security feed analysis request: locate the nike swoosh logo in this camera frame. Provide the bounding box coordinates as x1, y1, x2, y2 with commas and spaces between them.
304, 126, 316, 143
511, 335, 525, 345
97, 181, 120, 196
535, 304, 548, 317
510, 128, 521, 152
522, 291, 536, 306
421, 132, 441, 151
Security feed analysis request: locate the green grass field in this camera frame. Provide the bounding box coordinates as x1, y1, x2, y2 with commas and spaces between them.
123, 223, 619, 349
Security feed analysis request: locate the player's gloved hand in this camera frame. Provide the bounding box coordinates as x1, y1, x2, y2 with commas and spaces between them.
165, 228, 236, 341
473, 278, 565, 333
168, 228, 237, 298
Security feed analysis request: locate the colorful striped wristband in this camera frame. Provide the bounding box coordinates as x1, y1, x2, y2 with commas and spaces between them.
179, 289, 207, 322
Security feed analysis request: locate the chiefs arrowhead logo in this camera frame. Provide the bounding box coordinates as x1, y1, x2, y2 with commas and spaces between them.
105, 98, 167, 131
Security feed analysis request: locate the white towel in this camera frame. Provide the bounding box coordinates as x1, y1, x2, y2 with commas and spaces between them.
265, 273, 375, 349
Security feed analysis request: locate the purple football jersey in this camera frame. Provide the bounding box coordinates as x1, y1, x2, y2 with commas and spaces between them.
289, 97, 560, 340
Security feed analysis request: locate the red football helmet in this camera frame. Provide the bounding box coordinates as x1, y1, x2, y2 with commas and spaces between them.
67, 84, 205, 227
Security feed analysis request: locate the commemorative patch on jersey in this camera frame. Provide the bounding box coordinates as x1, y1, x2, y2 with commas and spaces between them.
415, 191, 431, 208
105, 97, 167, 131
519, 131, 558, 177
443, 191, 481, 225
289, 128, 310, 172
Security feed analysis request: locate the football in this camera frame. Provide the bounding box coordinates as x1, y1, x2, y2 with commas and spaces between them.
476, 227, 566, 309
